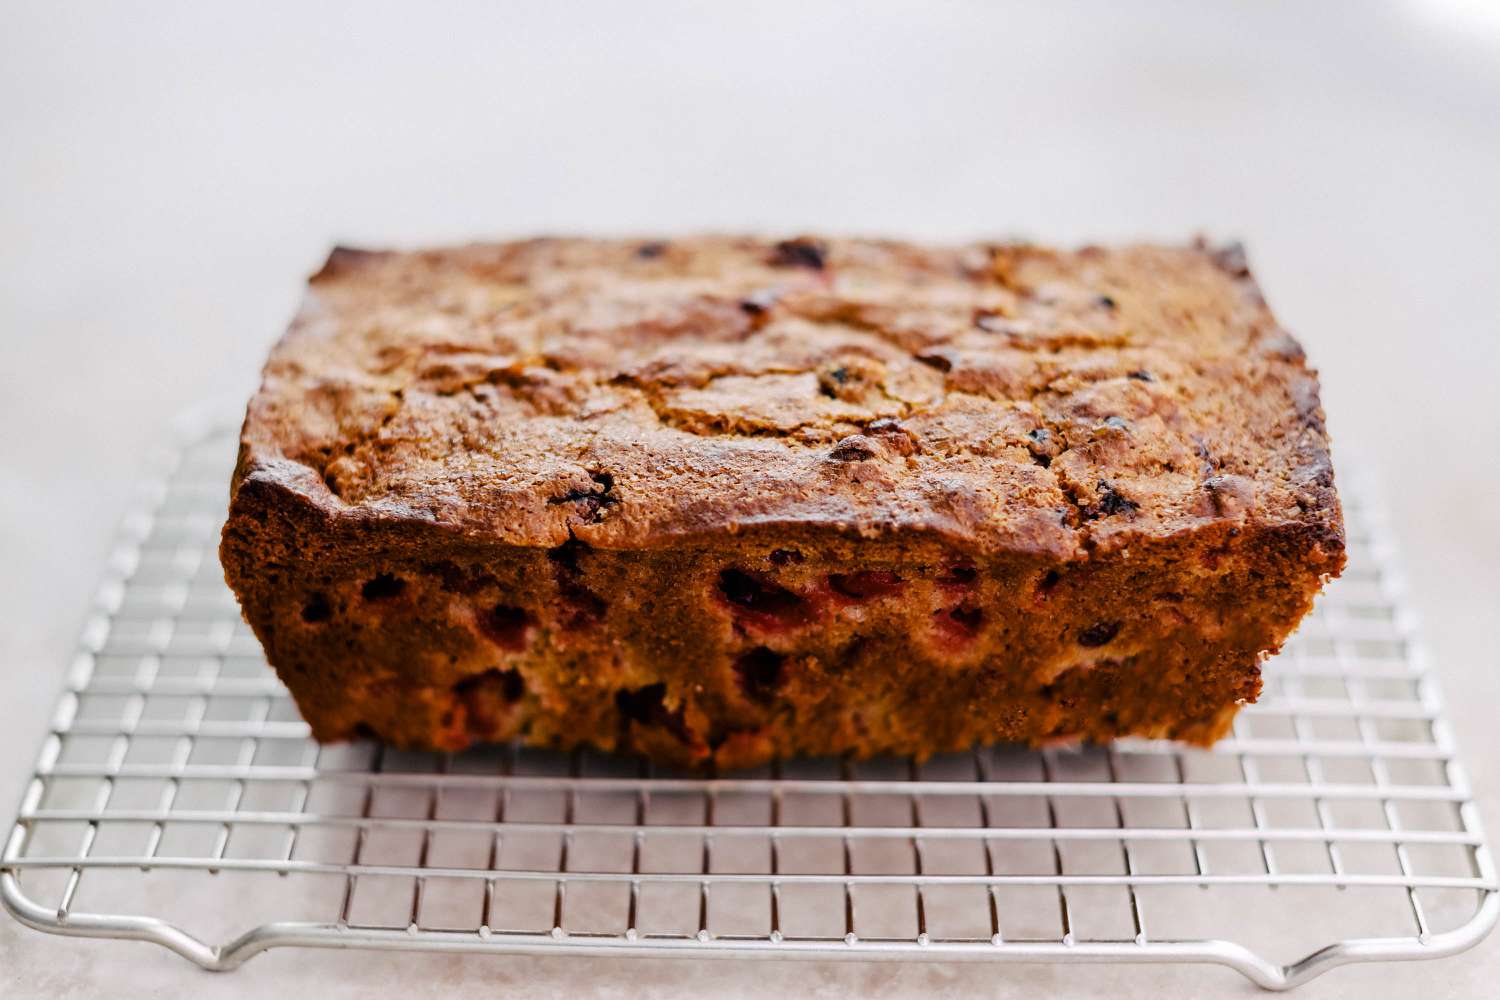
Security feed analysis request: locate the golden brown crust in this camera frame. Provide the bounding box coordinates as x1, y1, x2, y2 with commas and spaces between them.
221, 236, 1344, 767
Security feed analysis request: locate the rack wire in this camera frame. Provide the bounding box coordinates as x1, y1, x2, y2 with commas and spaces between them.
2, 402, 1495, 990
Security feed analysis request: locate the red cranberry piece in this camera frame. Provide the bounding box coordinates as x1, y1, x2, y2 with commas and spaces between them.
933, 605, 983, 647
717, 569, 811, 630
360, 573, 406, 601
734, 647, 785, 703
301, 594, 331, 623
616, 682, 667, 724
936, 563, 978, 589
454, 666, 525, 702
614, 682, 695, 744
948, 606, 983, 632
452, 668, 525, 739
827, 571, 906, 601
479, 603, 533, 651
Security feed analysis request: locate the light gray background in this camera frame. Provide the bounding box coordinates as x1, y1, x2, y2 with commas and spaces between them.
3, 1, 1498, 996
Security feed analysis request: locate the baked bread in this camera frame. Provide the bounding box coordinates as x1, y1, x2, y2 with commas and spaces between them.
220, 236, 1344, 768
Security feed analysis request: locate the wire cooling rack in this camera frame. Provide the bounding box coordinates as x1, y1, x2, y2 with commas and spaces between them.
2, 403, 1495, 991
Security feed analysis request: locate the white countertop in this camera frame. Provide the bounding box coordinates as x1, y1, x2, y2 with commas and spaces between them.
3, 2, 1498, 996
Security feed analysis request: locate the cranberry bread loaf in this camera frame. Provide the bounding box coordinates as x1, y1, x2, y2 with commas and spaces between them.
220, 236, 1344, 769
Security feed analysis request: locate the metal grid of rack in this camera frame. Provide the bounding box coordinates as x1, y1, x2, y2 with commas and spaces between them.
2, 403, 1495, 990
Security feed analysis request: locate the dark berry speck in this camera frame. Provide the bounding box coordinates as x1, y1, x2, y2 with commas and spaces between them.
1094, 480, 1139, 517
915, 352, 952, 373
1077, 620, 1122, 647
769, 238, 827, 270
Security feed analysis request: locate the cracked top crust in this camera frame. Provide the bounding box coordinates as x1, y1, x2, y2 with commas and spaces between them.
232, 236, 1341, 558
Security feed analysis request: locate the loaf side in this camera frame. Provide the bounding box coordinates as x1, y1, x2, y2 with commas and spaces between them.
221, 236, 1345, 767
